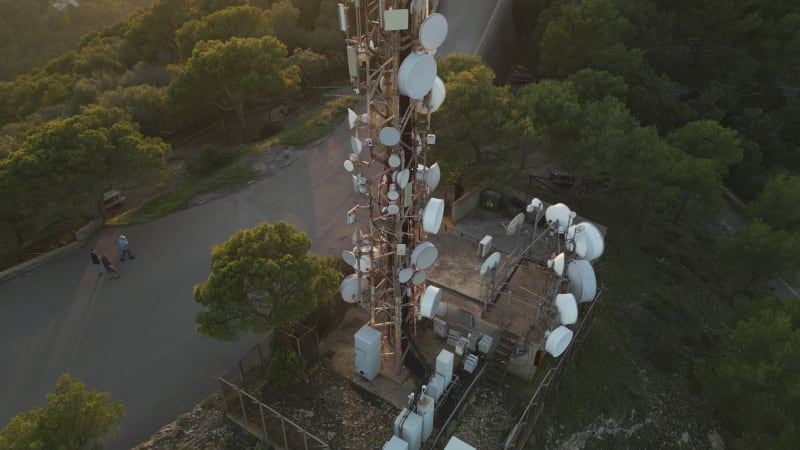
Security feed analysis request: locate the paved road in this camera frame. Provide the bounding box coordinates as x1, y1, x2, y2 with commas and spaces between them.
0, 123, 357, 449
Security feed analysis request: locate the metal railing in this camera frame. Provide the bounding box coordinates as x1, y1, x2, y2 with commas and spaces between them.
219, 377, 329, 449
503, 293, 602, 449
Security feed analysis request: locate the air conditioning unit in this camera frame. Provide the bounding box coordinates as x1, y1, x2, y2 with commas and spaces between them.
478, 235, 493, 257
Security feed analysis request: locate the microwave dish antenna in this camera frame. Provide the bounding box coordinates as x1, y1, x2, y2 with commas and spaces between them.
340, 274, 369, 303
398, 51, 437, 99
420, 285, 442, 319
566, 259, 597, 302
347, 108, 368, 129
422, 198, 445, 234
480, 251, 502, 276
506, 213, 526, 235
379, 126, 402, 146
416, 76, 446, 114
568, 222, 605, 261
526, 197, 543, 214
545, 203, 573, 231
411, 242, 438, 269
412, 270, 427, 285
555, 293, 578, 325
419, 13, 448, 50
544, 326, 574, 357
547, 252, 566, 276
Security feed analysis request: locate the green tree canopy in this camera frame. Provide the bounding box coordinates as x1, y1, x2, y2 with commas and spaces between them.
269, 0, 307, 51
287, 48, 330, 88
539, 0, 642, 79
430, 55, 514, 189
175, 5, 271, 61
717, 219, 800, 290
0, 106, 168, 237
666, 119, 744, 177
696, 296, 800, 449
747, 173, 800, 232
0, 373, 125, 450
194, 221, 341, 340
167, 36, 300, 135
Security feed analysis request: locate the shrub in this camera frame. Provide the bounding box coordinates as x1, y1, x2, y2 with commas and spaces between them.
265, 345, 306, 387
186, 144, 237, 176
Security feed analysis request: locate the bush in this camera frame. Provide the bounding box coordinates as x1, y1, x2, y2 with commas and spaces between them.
186, 144, 237, 176
265, 346, 306, 387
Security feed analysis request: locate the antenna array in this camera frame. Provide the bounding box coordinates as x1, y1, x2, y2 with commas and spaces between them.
338, 1, 449, 375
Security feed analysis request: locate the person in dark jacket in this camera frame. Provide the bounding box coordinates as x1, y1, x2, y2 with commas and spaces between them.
101, 253, 120, 279
90, 249, 103, 276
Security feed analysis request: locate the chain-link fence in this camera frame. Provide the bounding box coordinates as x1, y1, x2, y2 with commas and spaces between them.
218, 328, 329, 449
502, 293, 602, 449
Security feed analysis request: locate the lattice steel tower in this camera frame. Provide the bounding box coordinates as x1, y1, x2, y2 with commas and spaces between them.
338, 1, 448, 375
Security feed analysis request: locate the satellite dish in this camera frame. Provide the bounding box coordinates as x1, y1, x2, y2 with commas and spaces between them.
379, 127, 401, 146
422, 198, 445, 234
388, 154, 401, 168
387, 185, 400, 201
480, 251, 501, 276
566, 259, 597, 302
340, 274, 369, 303
347, 108, 368, 129
420, 285, 442, 319
350, 136, 363, 155
426, 162, 441, 191
353, 245, 379, 273
395, 169, 410, 188
398, 51, 437, 99
416, 76, 446, 114
343, 159, 355, 172
387, 203, 400, 215
419, 13, 448, 50
548, 252, 565, 276
398, 267, 414, 283
555, 293, 578, 325
411, 242, 438, 269
412, 270, 427, 285
526, 198, 543, 214
437, 301, 448, 317
568, 223, 605, 261
342, 250, 357, 266
545, 203, 572, 230
506, 213, 525, 235
544, 326, 573, 357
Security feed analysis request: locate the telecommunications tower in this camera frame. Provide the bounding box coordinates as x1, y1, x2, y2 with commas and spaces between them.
337, 1, 448, 375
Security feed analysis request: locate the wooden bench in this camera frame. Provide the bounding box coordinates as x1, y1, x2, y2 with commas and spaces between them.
103, 190, 127, 212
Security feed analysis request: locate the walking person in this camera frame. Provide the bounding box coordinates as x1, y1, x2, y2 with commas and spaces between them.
101, 253, 120, 279
90, 249, 104, 277
118, 234, 135, 261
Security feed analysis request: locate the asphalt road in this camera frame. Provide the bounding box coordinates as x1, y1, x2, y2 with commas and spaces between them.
0, 122, 357, 449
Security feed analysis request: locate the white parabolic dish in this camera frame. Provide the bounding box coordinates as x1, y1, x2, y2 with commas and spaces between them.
395, 169, 411, 188
566, 259, 597, 302
399, 267, 414, 283
398, 51, 437, 99
417, 76, 446, 114
340, 274, 368, 303
350, 136, 362, 155
419, 13, 448, 50
411, 241, 438, 269
423, 198, 445, 234
480, 251, 501, 276
412, 270, 427, 285
426, 162, 441, 191
380, 126, 401, 146
545, 203, 572, 229
388, 154, 401, 168
569, 222, 605, 261
555, 293, 578, 325
343, 159, 354, 172
341, 250, 357, 266
420, 285, 442, 319
545, 326, 574, 357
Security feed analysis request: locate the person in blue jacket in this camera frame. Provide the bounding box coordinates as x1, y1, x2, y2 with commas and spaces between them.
118, 234, 136, 261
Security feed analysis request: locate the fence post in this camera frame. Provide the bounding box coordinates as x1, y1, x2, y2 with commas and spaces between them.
259, 402, 268, 441
239, 390, 247, 423
281, 416, 289, 448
